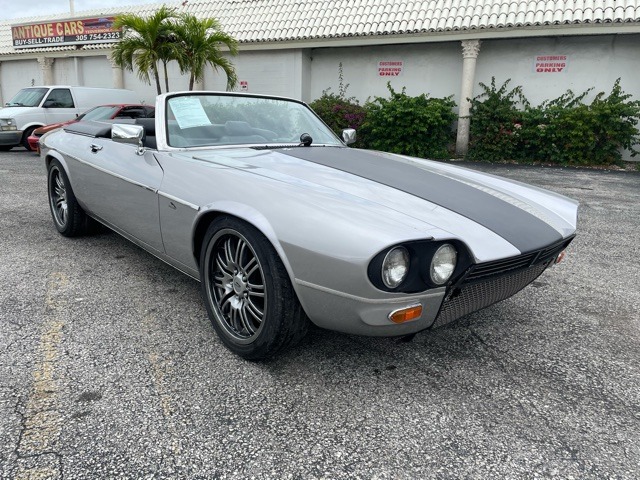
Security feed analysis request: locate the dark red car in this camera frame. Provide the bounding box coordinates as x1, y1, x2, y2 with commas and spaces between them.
28, 104, 154, 153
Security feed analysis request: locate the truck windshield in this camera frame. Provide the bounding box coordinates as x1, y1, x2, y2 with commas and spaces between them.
5, 88, 49, 107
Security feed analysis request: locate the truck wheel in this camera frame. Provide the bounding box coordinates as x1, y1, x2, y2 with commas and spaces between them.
22, 127, 37, 151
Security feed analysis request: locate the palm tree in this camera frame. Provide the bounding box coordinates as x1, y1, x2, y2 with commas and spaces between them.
173, 14, 239, 91
111, 6, 178, 94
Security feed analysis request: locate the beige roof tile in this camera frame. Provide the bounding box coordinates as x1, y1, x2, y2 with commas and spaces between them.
1, 0, 639, 55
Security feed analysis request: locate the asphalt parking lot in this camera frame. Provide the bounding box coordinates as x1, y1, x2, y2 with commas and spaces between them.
1, 148, 639, 479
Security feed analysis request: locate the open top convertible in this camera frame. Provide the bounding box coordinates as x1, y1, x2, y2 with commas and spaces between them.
41, 91, 578, 359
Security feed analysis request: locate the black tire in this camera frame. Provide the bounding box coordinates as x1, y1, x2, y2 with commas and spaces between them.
47, 159, 92, 237
0, 145, 12, 151
22, 126, 37, 151
200, 216, 308, 360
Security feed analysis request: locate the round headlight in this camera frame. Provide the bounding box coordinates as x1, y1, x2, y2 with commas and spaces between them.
430, 244, 457, 285
382, 247, 410, 288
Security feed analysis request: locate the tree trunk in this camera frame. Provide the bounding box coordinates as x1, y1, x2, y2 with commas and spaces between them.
163, 62, 169, 93
189, 73, 194, 91
153, 64, 162, 94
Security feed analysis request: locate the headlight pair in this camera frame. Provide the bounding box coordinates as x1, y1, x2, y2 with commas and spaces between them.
376, 242, 460, 292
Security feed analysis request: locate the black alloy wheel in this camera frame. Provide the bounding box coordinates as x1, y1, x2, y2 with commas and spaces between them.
200, 216, 308, 360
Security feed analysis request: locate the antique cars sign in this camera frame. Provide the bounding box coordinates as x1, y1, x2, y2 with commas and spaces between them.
11, 17, 121, 48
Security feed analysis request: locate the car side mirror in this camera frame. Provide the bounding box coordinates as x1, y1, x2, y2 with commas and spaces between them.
112, 123, 145, 155
342, 128, 356, 145
43, 99, 57, 108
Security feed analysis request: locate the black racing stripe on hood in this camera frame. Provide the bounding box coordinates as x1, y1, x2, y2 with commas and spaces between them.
275, 147, 563, 252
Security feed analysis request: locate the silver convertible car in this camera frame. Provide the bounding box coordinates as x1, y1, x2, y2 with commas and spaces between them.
41, 91, 578, 359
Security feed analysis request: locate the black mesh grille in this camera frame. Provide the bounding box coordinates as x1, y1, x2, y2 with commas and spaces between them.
432, 261, 549, 329
466, 252, 537, 280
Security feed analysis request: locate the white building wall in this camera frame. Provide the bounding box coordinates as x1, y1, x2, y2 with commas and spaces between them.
475, 34, 640, 107
0, 59, 40, 99
309, 43, 463, 104
81, 56, 113, 88
308, 35, 640, 107
223, 49, 301, 98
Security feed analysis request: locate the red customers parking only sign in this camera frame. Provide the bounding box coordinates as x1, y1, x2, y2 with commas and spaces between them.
535, 55, 568, 73
378, 61, 403, 77
12, 17, 121, 48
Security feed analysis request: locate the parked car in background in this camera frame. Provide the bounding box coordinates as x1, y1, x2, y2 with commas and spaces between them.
28, 104, 154, 153
40, 91, 578, 360
0, 86, 140, 151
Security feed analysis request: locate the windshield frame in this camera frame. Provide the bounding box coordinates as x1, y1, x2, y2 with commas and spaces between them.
155, 91, 344, 152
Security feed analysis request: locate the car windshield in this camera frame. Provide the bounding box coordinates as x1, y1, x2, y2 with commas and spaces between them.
5, 88, 48, 107
79, 106, 120, 121
165, 94, 342, 148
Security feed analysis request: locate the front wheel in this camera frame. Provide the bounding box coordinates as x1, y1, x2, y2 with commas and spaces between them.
200, 217, 308, 360
22, 127, 37, 151
47, 160, 91, 237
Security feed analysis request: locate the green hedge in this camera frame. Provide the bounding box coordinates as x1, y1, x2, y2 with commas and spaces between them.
310, 83, 456, 158
468, 77, 640, 165
310, 76, 640, 165
361, 84, 456, 159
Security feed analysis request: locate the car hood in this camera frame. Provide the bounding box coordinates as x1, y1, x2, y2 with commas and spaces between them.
0, 106, 35, 119
178, 146, 578, 260
35, 120, 76, 135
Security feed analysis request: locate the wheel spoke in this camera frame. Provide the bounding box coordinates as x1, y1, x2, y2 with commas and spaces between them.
215, 251, 233, 275
223, 238, 235, 270
235, 239, 247, 267
238, 305, 256, 335
219, 290, 234, 311
246, 297, 264, 321
248, 290, 265, 298
213, 273, 228, 290
240, 252, 255, 273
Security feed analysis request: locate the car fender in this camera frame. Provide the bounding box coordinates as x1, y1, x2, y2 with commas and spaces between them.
19, 121, 45, 134
192, 200, 311, 311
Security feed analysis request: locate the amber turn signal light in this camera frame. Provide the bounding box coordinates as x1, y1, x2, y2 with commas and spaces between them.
388, 304, 423, 324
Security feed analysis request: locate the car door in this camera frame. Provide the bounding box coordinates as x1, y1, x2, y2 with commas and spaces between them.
42, 88, 78, 124
70, 135, 164, 253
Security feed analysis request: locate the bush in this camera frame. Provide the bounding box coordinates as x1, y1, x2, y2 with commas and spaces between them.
469, 78, 640, 165
361, 83, 456, 159
308, 90, 367, 144
467, 78, 527, 162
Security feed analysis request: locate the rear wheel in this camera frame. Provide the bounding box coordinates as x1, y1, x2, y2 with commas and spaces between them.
0, 146, 11, 151
47, 160, 92, 237
200, 217, 308, 360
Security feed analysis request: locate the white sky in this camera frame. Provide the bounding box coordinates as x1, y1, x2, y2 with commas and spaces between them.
0, 0, 163, 21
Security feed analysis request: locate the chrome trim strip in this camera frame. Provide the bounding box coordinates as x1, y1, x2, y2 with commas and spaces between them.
65, 151, 158, 193
295, 279, 444, 304
157, 191, 200, 211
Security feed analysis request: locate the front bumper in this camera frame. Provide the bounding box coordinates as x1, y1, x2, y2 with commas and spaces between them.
295, 280, 446, 336
296, 236, 574, 336
0, 130, 23, 146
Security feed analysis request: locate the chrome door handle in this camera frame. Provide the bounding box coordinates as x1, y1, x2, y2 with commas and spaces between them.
90, 143, 103, 153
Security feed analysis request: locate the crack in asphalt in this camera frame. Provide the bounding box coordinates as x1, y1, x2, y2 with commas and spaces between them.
467, 326, 598, 474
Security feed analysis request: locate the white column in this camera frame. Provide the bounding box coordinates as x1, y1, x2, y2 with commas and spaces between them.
455, 40, 481, 157
108, 56, 125, 89
37, 56, 54, 85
